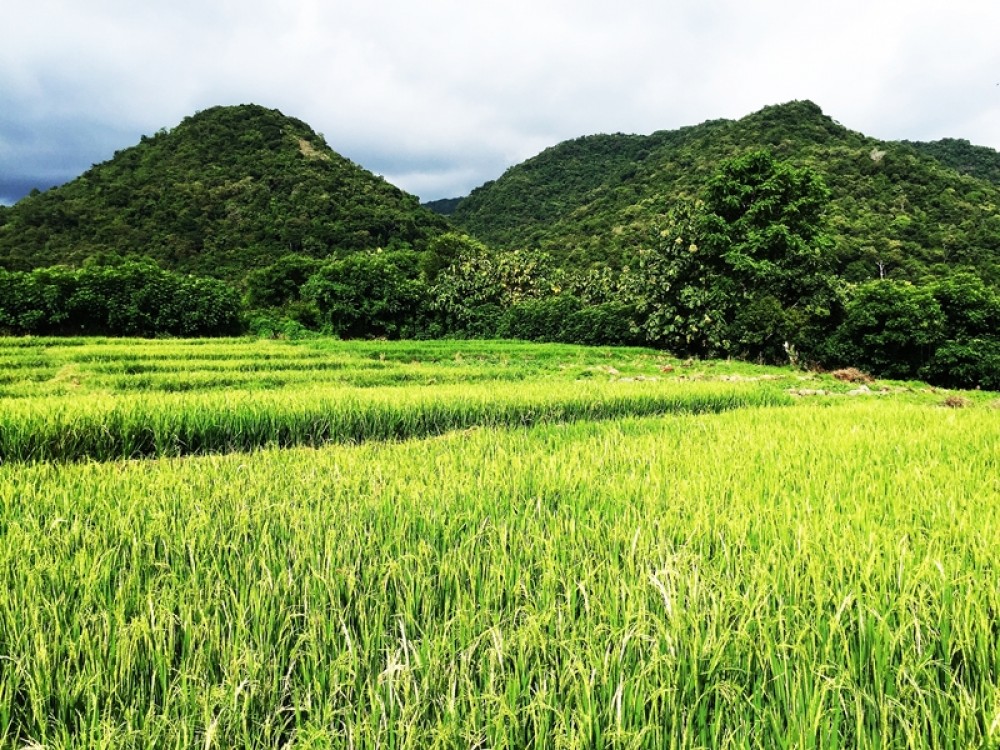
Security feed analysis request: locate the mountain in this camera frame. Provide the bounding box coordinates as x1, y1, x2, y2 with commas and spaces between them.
0, 105, 451, 280
451, 101, 1000, 282
422, 197, 463, 216
4, 100, 999, 287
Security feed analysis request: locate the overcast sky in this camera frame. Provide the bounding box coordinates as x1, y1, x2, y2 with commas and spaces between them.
2, 0, 999, 205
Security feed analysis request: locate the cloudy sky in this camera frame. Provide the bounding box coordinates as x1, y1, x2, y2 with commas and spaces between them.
2, 0, 999, 205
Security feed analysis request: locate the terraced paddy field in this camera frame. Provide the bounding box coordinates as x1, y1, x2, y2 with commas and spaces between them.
1, 338, 998, 748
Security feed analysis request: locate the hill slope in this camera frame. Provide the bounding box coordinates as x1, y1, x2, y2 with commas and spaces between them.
0, 105, 450, 279
452, 101, 1000, 281
903, 138, 1000, 186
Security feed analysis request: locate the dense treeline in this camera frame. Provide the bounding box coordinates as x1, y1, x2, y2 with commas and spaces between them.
0, 262, 242, 337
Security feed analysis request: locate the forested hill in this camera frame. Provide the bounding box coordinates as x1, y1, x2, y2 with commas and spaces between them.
902, 138, 1000, 187
0, 105, 450, 280
451, 101, 1000, 282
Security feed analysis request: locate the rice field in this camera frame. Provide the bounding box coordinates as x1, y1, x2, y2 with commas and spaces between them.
1, 337, 998, 748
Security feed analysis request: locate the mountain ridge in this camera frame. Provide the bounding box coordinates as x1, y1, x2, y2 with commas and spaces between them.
3, 100, 1000, 285
449, 100, 1000, 282
0, 104, 450, 280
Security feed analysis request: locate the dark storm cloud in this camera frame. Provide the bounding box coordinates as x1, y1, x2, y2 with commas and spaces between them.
0, 99, 147, 204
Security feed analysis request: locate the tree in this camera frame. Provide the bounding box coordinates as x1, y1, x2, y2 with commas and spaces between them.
429, 247, 560, 338
920, 339, 1000, 390
0, 262, 242, 336
701, 151, 837, 359
420, 232, 485, 283
245, 254, 322, 310
632, 202, 734, 354
929, 271, 1000, 340
633, 151, 837, 360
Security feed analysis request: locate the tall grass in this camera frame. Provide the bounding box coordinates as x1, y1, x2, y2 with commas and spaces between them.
1, 402, 999, 748
0, 379, 788, 462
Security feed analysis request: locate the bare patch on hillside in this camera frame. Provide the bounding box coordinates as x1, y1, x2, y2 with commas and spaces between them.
298, 139, 331, 161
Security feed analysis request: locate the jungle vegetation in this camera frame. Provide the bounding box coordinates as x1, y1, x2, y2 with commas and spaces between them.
1, 101, 998, 388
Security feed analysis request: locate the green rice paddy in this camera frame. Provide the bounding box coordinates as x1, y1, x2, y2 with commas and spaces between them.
1, 337, 998, 748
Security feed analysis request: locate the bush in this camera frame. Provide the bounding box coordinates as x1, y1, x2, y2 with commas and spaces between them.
824, 281, 945, 379
920, 339, 1000, 391
0, 262, 243, 337
301, 251, 427, 338
563, 302, 640, 346
245, 254, 322, 310
444, 304, 504, 339
497, 297, 640, 346
931, 272, 1000, 340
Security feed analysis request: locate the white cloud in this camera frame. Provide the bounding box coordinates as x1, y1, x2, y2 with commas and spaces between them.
1, 0, 998, 202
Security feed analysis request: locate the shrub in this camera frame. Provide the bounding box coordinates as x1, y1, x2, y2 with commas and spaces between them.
824, 281, 945, 379
920, 339, 1000, 391
498, 295, 584, 342
931, 272, 1000, 340
562, 302, 640, 346
301, 251, 427, 338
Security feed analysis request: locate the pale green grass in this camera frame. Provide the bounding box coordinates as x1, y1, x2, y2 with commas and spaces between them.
0, 379, 789, 462
0, 338, 797, 462
0, 338, 674, 398
1, 401, 998, 748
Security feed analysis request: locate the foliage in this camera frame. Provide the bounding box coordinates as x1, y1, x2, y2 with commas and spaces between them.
453, 131, 676, 266
824, 280, 946, 379
301, 251, 428, 339
628, 152, 838, 361
631, 204, 734, 354
699, 150, 831, 286
498, 294, 580, 342
818, 272, 1000, 387
421, 196, 463, 216
428, 246, 561, 337
420, 232, 486, 283
561, 301, 640, 346
929, 270, 1000, 340
903, 137, 1000, 186
0, 262, 242, 337
244, 253, 323, 310
920, 338, 1000, 391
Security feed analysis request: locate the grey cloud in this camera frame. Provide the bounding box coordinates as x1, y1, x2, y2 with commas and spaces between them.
2, 0, 998, 204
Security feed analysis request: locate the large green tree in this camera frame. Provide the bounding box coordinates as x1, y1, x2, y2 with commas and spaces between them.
634, 151, 837, 360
